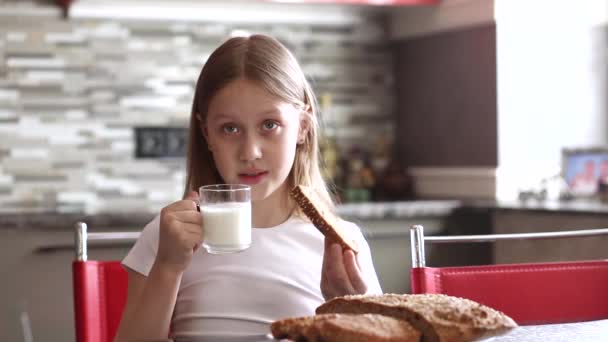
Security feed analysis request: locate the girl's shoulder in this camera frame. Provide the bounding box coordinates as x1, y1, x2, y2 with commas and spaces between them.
338, 219, 367, 241
338, 218, 363, 230
290, 214, 366, 244
289, 213, 362, 230
143, 214, 161, 231
136, 214, 161, 243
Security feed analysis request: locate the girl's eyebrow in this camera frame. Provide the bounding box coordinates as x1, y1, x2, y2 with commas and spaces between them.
210, 114, 235, 121
255, 108, 281, 116
212, 108, 281, 120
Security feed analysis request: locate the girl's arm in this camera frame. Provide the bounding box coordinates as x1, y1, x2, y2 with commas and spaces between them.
115, 191, 203, 341
114, 264, 182, 341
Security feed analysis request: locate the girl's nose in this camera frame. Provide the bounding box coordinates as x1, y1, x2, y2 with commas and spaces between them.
239, 134, 262, 161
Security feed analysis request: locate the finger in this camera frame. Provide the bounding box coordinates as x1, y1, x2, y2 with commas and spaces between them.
184, 191, 200, 211
325, 243, 355, 294
187, 229, 204, 254
354, 249, 361, 269
180, 222, 204, 238
170, 210, 203, 225
161, 214, 203, 241
321, 238, 332, 295
343, 249, 367, 294
163, 215, 202, 236
166, 219, 202, 237
322, 238, 332, 276
321, 238, 335, 280
165, 199, 199, 212
184, 191, 199, 201
189, 229, 204, 246
180, 229, 204, 249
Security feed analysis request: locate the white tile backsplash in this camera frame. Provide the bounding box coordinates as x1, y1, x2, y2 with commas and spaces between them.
0, 3, 394, 213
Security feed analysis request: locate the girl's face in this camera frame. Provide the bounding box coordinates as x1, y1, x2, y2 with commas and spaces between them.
203, 78, 307, 203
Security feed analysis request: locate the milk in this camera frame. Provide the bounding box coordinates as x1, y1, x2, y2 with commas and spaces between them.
200, 202, 251, 254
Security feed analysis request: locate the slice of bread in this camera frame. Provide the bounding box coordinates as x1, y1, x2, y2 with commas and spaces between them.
271, 313, 422, 342
290, 185, 359, 252
316, 294, 517, 342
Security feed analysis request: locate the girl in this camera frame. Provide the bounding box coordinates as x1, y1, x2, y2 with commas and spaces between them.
115, 34, 382, 341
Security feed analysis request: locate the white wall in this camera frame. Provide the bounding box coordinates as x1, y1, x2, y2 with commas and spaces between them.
391, 0, 608, 200
495, 0, 608, 199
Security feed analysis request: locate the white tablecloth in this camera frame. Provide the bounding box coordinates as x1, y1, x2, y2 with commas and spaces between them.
174, 319, 608, 341
481, 319, 608, 341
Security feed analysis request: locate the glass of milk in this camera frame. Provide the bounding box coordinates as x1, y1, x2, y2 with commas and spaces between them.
199, 184, 251, 254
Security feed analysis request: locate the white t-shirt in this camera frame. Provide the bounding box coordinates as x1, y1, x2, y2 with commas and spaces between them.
122, 215, 383, 338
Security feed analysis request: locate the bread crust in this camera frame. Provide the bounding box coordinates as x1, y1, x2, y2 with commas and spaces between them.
271, 313, 421, 342
290, 185, 359, 252
316, 294, 517, 342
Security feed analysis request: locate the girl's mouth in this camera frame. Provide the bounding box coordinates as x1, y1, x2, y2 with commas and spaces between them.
238, 171, 269, 185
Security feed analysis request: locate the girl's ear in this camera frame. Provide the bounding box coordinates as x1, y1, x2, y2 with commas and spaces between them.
197, 113, 213, 151
298, 111, 311, 144
196, 113, 209, 139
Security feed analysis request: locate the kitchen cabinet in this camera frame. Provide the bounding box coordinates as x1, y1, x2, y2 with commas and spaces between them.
0, 227, 133, 342
492, 210, 608, 264
354, 217, 445, 294
351, 207, 492, 294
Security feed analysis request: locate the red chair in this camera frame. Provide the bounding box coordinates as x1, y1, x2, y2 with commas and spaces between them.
409, 225, 608, 325
72, 222, 139, 342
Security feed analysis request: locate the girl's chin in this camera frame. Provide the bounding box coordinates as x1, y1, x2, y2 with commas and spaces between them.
249, 187, 266, 202
250, 186, 284, 203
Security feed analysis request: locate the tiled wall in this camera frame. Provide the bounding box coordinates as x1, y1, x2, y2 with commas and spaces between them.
0, 6, 394, 213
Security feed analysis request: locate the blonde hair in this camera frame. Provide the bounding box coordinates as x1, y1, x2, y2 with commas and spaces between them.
184, 34, 335, 214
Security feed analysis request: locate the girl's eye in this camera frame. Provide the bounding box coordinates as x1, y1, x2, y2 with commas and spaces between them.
222, 124, 239, 134
262, 120, 278, 131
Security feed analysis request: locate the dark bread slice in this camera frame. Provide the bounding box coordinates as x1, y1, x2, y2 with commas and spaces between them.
316, 294, 517, 342
290, 185, 358, 252
270, 313, 421, 342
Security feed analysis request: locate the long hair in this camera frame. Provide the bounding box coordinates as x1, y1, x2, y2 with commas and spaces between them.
183, 34, 335, 214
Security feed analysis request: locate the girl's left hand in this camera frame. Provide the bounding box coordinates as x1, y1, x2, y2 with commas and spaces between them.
321, 239, 368, 301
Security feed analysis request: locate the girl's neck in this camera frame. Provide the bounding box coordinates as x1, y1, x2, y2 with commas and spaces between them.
252, 186, 295, 228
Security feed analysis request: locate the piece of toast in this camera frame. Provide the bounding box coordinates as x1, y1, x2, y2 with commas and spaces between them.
271, 313, 421, 342
290, 185, 359, 253
316, 293, 517, 342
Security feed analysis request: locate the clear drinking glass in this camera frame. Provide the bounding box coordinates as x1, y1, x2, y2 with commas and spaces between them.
198, 184, 251, 254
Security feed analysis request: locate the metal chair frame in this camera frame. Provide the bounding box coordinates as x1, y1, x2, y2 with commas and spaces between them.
74, 222, 140, 261
410, 225, 608, 267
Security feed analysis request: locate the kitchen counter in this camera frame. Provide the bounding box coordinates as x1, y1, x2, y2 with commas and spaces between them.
0, 210, 156, 230
477, 199, 608, 215
337, 200, 462, 219
3, 199, 608, 230
0, 200, 464, 230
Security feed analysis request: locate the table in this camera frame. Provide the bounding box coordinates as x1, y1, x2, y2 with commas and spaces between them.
172, 319, 608, 341
481, 319, 608, 341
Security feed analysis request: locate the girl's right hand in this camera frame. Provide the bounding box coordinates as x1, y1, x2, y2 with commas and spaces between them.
156, 191, 204, 274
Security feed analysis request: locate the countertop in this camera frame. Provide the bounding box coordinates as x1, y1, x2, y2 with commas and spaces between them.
478, 198, 608, 215
0, 200, 462, 230
3, 199, 608, 230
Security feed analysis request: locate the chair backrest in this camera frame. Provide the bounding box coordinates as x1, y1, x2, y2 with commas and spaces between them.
409, 225, 608, 325
72, 222, 139, 342
73, 260, 128, 342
